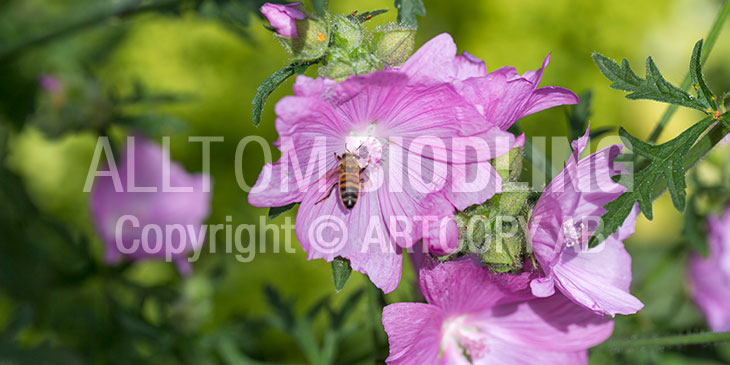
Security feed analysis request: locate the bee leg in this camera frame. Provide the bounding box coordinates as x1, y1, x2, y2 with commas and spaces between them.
314, 182, 338, 205
334, 152, 341, 161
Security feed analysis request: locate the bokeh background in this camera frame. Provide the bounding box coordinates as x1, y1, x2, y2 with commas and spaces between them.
1, 0, 730, 363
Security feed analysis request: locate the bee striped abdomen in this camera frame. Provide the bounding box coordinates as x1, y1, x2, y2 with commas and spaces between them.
339, 152, 361, 210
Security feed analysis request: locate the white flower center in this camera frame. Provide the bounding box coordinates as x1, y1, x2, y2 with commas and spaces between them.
441, 315, 489, 361
562, 219, 593, 251
345, 122, 385, 168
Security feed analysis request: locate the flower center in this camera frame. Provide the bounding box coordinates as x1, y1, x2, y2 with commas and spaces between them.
345, 123, 385, 168
441, 316, 489, 361
562, 219, 594, 251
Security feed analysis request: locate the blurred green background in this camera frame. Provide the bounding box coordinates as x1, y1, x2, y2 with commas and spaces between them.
1, 0, 730, 363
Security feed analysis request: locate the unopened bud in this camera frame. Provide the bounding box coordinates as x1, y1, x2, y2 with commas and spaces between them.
481, 221, 525, 274
260, 2, 307, 38
275, 17, 329, 61
492, 146, 524, 182
371, 26, 416, 66
331, 15, 363, 51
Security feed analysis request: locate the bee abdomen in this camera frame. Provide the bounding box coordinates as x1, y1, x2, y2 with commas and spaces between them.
339, 176, 360, 210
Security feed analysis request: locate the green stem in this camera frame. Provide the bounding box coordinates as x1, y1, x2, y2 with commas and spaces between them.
0, 0, 179, 60
647, 0, 730, 143
598, 331, 730, 349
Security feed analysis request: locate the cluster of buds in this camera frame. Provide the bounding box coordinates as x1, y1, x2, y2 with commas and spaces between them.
260, 2, 416, 80
450, 147, 536, 273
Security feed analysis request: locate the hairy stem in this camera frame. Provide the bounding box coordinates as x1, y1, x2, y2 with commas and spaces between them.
647, 0, 730, 143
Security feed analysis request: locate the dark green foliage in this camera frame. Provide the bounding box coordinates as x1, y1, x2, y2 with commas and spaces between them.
689, 40, 718, 111
268, 202, 297, 220
394, 0, 425, 27
593, 51, 707, 112
353, 9, 390, 23
251, 61, 315, 126
310, 0, 329, 16
589, 117, 714, 247
331, 257, 352, 292
263, 285, 365, 364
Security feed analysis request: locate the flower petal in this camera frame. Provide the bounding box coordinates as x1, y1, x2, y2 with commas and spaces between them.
400, 33, 458, 83
482, 293, 613, 352
550, 206, 644, 316
295, 170, 403, 293
382, 303, 444, 364
454, 51, 487, 80
419, 259, 522, 314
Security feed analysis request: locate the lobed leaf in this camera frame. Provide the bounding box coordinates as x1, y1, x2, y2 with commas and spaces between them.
589, 117, 714, 247
592, 52, 706, 111
689, 39, 718, 111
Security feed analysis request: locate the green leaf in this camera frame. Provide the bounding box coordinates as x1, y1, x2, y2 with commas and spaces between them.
310, 0, 328, 16
268, 203, 297, 220
589, 117, 714, 247
251, 61, 314, 126
689, 39, 718, 111
592, 52, 706, 112
331, 257, 352, 292
353, 9, 389, 23
394, 0, 425, 27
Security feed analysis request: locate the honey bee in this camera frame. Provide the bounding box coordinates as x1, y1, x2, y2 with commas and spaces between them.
315, 152, 367, 210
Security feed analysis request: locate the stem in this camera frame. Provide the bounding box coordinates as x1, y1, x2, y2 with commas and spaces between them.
0, 0, 179, 60
598, 331, 730, 349
647, 0, 730, 143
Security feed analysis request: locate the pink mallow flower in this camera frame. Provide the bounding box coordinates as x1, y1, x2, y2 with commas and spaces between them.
260, 2, 307, 38
399, 33, 580, 131
90, 136, 211, 275
397, 33, 580, 255
688, 207, 730, 331
247, 68, 519, 293
527, 128, 644, 317
382, 259, 614, 364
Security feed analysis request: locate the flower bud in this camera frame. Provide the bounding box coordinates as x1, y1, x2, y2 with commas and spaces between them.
260, 2, 307, 38
332, 15, 363, 51
492, 146, 524, 182
371, 26, 416, 66
480, 227, 525, 274
275, 16, 329, 61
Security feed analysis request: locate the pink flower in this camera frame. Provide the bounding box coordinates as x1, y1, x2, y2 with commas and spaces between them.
90, 136, 211, 275
260, 2, 307, 38
382, 259, 614, 364
38, 74, 62, 93
399, 33, 580, 131
527, 128, 644, 316
688, 207, 730, 331
247, 69, 518, 293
